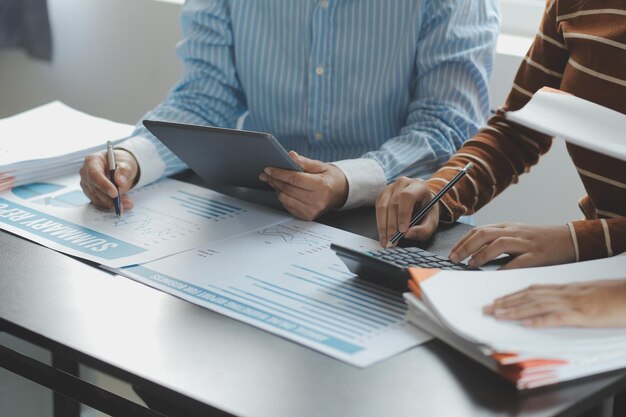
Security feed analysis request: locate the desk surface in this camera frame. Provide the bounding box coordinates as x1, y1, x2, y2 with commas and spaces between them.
1, 203, 625, 417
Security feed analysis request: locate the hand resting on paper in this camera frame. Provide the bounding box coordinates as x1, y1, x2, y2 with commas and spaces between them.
483, 279, 626, 328
448, 223, 576, 270
79, 149, 139, 212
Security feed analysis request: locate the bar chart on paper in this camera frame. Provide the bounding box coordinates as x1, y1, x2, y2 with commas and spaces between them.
118, 220, 431, 366
234, 263, 409, 350
171, 190, 245, 221
0, 175, 290, 267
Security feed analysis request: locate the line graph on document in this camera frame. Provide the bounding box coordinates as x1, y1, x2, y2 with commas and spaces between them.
257, 225, 329, 255
92, 207, 201, 247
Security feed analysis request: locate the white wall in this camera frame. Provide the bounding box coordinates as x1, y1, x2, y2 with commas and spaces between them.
0, 0, 183, 123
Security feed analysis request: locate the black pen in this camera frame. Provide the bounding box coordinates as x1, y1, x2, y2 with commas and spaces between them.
386, 162, 473, 248
106, 141, 121, 219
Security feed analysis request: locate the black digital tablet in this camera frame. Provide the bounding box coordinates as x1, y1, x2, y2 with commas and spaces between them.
143, 120, 303, 190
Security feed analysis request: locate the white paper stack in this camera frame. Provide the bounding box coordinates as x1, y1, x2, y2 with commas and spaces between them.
403, 255, 626, 389
0, 102, 133, 190
505, 90, 626, 161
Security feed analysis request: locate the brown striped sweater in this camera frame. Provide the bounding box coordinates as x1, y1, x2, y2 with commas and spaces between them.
427, 0, 626, 262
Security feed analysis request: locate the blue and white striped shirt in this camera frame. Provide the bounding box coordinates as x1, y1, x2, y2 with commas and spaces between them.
123, 0, 500, 208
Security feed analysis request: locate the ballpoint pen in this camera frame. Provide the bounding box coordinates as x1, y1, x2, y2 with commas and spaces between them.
386, 162, 473, 248
106, 141, 121, 219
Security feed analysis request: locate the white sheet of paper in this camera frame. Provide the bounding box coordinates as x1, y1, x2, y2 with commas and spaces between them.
0, 101, 132, 165
113, 220, 432, 367
0, 175, 291, 267
0, 101, 134, 187
418, 255, 626, 354
405, 258, 626, 389
506, 90, 626, 161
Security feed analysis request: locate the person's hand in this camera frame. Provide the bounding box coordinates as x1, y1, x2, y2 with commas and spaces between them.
259, 151, 348, 221
449, 223, 576, 269
483, 280, 626, 328
375, 177, 439, 247
79, 149, 139, 212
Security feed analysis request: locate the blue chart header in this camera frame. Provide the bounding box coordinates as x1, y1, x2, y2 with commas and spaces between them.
129, 265, 365, 355
0, 198, 146, 260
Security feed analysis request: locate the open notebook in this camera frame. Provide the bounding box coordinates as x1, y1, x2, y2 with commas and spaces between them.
403, 255, 626, 390
505, 90, 626, 161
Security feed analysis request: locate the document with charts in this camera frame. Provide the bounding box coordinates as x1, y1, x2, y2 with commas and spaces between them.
113, 220, 432, 367
0, 174, 290, 267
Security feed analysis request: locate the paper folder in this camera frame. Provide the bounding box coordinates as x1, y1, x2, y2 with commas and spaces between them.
403, 256, 626, 390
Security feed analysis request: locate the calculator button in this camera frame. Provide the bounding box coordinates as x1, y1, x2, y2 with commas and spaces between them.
405, 247, 424, 253
395, 260, 409, 266
381, 255, 396, 262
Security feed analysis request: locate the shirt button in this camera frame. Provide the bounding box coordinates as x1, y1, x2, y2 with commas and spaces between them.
320, 0, 329, 8
314, 132, 324, 141
315, 66, 325, 76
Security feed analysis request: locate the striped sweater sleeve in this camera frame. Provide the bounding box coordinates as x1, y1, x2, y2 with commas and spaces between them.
426, 0, 566, 221
426, 0, 626, 262
568, 217, 625, 262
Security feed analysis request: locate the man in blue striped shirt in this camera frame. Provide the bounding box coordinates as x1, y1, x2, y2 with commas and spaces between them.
80, 0, 499, 221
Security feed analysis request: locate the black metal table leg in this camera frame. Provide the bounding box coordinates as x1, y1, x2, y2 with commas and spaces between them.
0, 344, 165, 417
52, 353, 81, 417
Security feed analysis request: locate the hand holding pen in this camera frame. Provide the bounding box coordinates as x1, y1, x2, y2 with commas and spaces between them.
375, 163, 473, 247
79, 144, 139, 213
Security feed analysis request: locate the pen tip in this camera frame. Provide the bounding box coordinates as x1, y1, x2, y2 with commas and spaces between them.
385, 241, 394, 249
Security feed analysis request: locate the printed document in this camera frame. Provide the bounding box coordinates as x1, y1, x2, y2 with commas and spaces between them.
113, 220, 432, 367
404, 255, 626, 389
416, 255, 626, 354
0, 174, 290, 267
0, 171, 431, 365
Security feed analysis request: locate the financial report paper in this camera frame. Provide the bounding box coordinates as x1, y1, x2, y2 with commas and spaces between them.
0, 175, 290, 267
113, 220, 432, 367
0, 174, 431, 365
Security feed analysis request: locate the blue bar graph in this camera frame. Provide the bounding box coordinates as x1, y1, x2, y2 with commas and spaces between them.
171, 190, 244, 220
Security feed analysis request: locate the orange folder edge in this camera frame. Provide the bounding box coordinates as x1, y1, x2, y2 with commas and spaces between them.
491, 353, 567, 368
407, 268, 441, 299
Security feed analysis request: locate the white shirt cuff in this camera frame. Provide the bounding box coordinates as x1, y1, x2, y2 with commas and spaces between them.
116, 136, 166, 189
331, 158, 387, 210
